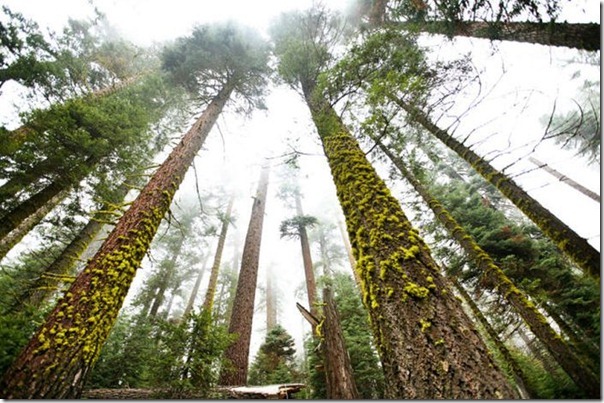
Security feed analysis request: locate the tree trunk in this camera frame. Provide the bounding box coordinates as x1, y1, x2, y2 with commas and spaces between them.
321, 286, 359, 399
266, 267, 277, 332
201, 195, 234, 312
182, 253, 211, 318
0, 158, 63, 208
452, 279, 532, 399
219, 165, 270, 386
304, 90, 516, 398
14, 183, 132, 310
396, 20, 600, 51
148, 236, 186, 319
0, 155, 99, 246
392, 97, 600, 279
337, 218, 362, 287
529, 156, 599, 203
295, 193, 318, 320
374, 136, 600, 397
0, 82, 234, 398
0, 188, 69, 262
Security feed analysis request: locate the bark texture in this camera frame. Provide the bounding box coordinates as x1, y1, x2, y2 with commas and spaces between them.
400, 20, 600, 51
322, 286, 360, 399
219, 165, 270, 386
374, 136, 600, 397
0, 83, 233, 398
393, 98, 600, 279
305, 91, 516, 398
201, 195, 234, 311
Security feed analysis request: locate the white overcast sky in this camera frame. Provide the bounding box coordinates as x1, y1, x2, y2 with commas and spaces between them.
0, 0, 600, 363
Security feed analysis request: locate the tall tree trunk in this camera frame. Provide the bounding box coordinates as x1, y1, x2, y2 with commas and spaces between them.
517, 327, 561, 380
13, 183, 132, 310
266, 267, 277, 332
148, 236, 186, 319
452, 279, 532, 398
0, 82, 234, 399
303, 89, 516, 398
395, 20, 600, 51
219, 165, 270, 386
0, 188, 69, 262
201, 195, 234, 312
392, 97, 600, 279
0, 158, 63, 208
182, 253, 211, 318
295, 193, 318, 319
529, 156, 600, 203
0, 155, 100, 246
374, 136, 600, 396
321, 286, 359, 399
337, 218, 361, 286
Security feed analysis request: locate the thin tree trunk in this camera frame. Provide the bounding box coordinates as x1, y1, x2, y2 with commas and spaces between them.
392, 97, 600, 279
182, 253, 211, 318
219, 165, 270, 387
148, 236, 186, 319
0, 155, 99, 246
337, 218, 361, 286
321, 286, 359, 399
0, 158, 63, 207
517, 327, 560, 379
14, 183, 132, 310
0, 188, 69, 262
452, 279, 532, 399
295, 193, 318, 319
304, 89, 516, 398
201, 195, 234, 312
374, 136, 600, 397
529, 156, 600, 203
266, 267, 277, 332
395, 20, 600, 51
0, 82, 234, 399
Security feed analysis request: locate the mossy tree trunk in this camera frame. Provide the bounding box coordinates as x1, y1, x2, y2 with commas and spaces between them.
12, 183, 132, 310
219, 165, 270, 386
201, 195, 234, 312
395, 20, 600, 52
0, 83, 234, 399
304, 90, 516, 398
392, 97, 600, 279
451, 279, 533, 398
321, 286, 359, 399
374, 136, 600, 397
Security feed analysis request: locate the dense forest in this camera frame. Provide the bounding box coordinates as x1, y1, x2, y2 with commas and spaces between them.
0, 0, 600, 399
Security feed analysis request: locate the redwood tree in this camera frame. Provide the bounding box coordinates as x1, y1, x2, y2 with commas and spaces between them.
219, 165, 270, 386
0, 22, 269, 398
270, 8, 516, 398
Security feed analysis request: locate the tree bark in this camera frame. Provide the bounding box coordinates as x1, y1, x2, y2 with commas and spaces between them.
295, 193, 318, 320
201, 195, 234, 312
396, 20, 600, 51
374, 136, 600, 397
148, 236, 186, 319
0, 188, 68, 262
393, 97, 600, 279
0, 83, 234, 398
219, 165, 270, 386
452, 279, 532, 398
304, 91, 516, 398
337, 218, 362, 287
321, 286, 360, 399
182, 253, 210, 318
13, 183, 132, 310
529, 156, 600, 203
